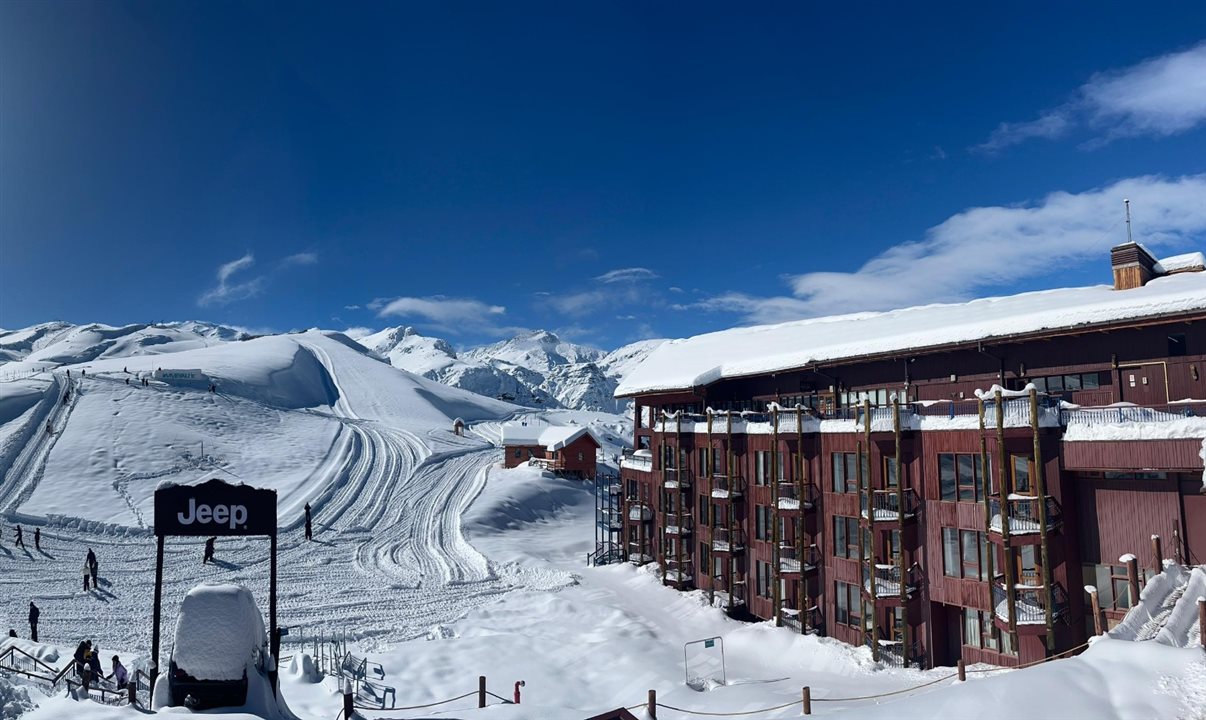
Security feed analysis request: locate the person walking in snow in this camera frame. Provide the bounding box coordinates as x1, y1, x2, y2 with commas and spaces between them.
34, 527, 40, 551
45, 419, 52, 434
111, 655, 128, 690
304, 503, 313, 541
28, 602, 39, 642
14, 525, 23, 548
203, 536, 215, 564
90, 557, 98, 588
73, 640, 90, 682
82, 561, 91, 592
86, 547, 97, 586
88, 643, 103, 680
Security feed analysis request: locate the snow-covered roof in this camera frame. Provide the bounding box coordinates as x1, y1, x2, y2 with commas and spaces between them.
1153, 252, 1206, 275
617, 269, 1206, 397
500, 422, 600, 450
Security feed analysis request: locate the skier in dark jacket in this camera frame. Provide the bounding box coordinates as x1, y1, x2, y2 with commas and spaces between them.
34, 528, 40, 551
28, 602, 39, 642
14, 525, 23, 548
203, 536, 215, 564
304, 503, 313, 541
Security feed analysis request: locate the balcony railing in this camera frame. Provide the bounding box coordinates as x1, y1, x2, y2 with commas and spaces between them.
664, 514, 694, 536
665, 559, 693, 584
1060, 402, 1206, 427
663, 467, 693, 490
620, 451, 653, 472
627, 504, 653, 522
605, 510, 623, 529
865, 636, 924, 667
992, 579, 1069, 625
776, 481, 819, 511
712, 528, 746, 553
778, 544, 819, 575
988, 495, 1063, 535
711, 475, 747, 499
863, 563, 920, 597
780, 605, 823, 633
860, 488, 920, 522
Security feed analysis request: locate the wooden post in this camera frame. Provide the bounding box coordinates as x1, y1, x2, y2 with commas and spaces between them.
1088, 587, 1103, 636
773, 407, 782, 627
1199, 599, 1206, 649
1151, 534, 1163, 575
864, 399, 879, 662
979, 399, 996, 618
996, 391, 1018, 649
1173, 526, 1183, 566
343, 681, 354, 720
149, 535, 165, 703
648, 689, 658, 718
957, 658, 966, 682
1029, 388, 1055, 655
797, 405, 807, 635
1125, 556, 1141, 608
706, 411, 715, 606
128, 680, 138, 706
894, 397, 909, 667
478, 675, 486, 709
802, 686, 812, 715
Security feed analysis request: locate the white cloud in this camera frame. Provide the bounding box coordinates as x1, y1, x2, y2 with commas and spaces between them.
344, 304, 361, 310
595, 267, 659, 284
342, 326, 375, 339
976, 41, 1206, 152
282, 252, 318, 266
375, 296, 512, 335
198, 253, 263, 306
693, 174, 1206, 323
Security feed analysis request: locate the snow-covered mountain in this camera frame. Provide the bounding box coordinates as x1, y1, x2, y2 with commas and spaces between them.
0, 321, 249, 366
357, 327, 666, 412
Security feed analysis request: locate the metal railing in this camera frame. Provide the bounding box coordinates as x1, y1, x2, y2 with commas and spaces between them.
1061, 402, 1206, 426
711, 528, 746, 553
863, 562, 920, 597
664, 513, 694, 535
711, 475, 746, 499
865, 636, 924, 667
779, 544, 820, 574
665, 559, 693, 584
860, 488, 920, 521
627, 503, 653, 522
988, 495, 1062, 535
663, 468, 693, 489
993, 579, 1069, 625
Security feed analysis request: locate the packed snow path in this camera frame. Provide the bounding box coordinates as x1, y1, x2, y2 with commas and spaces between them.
0, 348, 571, 661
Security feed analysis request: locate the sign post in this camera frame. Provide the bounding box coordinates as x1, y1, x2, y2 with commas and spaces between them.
151, 479, 279, 704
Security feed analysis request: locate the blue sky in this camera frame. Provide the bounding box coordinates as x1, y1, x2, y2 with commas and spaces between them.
2, 2, 1205, 350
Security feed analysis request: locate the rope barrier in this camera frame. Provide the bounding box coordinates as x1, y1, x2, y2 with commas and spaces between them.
812, 672, 958, 702
655, 698, 800, 716
353, 690, 477, 712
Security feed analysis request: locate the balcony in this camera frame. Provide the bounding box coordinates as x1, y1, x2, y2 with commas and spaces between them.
663, 467, 693, 490
1060, 402, 1206, 428
711, 475, 747, 500
605, 510, 623, 530
664, 514, 694, 536
779, 544, 820, 576
862, 563, 921, 598
860, 488, 920, 523
780, 605, 823, 634
992, 579, 1070, 628
627, 503, 653, 522
988, 495, 1063, 538
776, 481, 819, 512
711, 528, 746, 554
865, 636, 924, 667
620, 449, 653, 473
664, 559, 693, 585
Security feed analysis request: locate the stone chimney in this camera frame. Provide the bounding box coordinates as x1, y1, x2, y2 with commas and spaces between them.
1110, 242, 1157, 290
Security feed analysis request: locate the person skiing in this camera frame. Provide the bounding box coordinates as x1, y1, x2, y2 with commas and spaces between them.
203, 536, 215, 564
45, 419, 52, 434
111, 655, 128, 690
28, 602, 39, 642
34, 528, 40, 551
14, 525, 23, 548
304, 503, 313, 541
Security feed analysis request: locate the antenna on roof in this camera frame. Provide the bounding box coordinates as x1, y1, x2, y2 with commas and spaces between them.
1124, 198, 1133, 244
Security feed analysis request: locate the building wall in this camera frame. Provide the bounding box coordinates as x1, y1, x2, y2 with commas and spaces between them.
556, 436, 600, 477
504, 444, 544, 468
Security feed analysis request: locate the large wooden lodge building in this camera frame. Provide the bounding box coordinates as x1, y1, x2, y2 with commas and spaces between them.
614, 243, 1206, 668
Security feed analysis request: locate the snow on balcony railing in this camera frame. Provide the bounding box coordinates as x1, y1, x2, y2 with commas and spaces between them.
665, 560, 693, 584
620, 450, 653, 472
711, 528, 745, 553
988, 495, 1062, 535
1061, 402, 1206, 427
860, 488, 919, 521
652, 409, 823, 435
664, 514, 694, 536
663, 467, 693, 489
865, 636, 923, 667
776, 481, 819, 511
863, 563, 918, 597
711, 475, 746, 499
627, 504, 653, 522
779, 544, 818, 575
992, 579, 1069, 625
780, 607, 803, 632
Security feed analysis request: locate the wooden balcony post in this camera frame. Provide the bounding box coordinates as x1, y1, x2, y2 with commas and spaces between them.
894, 397, 910, 667
706, 410, 715, 606
1199, 599, 1206, 649
478, 675, 486, 708
864, 399, 879, 663
797, 404, 807, 635
1124, 556, 1141, 608
773, 407, 782, 627
957, 658, 966, 682
1087, 586, 1103, 636
1151, 534, 1163, 575
996, 391, 1018, 648
648, 689, 657, 719
1029, 388, 1055, 655
978, 398, 996, 617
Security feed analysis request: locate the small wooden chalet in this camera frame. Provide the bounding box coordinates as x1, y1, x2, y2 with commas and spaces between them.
501, 421, 601, 479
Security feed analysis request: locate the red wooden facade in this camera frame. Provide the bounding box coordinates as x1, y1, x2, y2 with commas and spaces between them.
618, 254, 1206, 669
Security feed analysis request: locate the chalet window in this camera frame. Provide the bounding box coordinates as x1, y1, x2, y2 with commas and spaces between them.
1012, 456, 1033, 495
699, 542, 710, 571
755, 506, 770, 541
698, 501, 708, 525
942, 528, 986, 579
1110, 565, 1133, 610
1083, 564, 1139, 611
1028, 372, 1102, 395
884, 457, 899, 488
698, 448, 709, 477
962, 608, 1003, 652
834, 516, 860, 560
942, 528, 959, 578
939, 453, 987, 502
755, 451, 770, 486
577, 452, 583, 461
1169, 333, 1187, 357
756, 560, 773, 598
513, 449, 521, 458
834, 581, 865, 628
831, 452, 868, 494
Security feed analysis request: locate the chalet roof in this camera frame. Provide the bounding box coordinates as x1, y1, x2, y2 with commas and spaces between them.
500, 422, 601, 451
616, 264, 1206, 398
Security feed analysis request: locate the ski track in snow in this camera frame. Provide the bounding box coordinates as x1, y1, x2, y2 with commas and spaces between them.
0, 348, 572, 663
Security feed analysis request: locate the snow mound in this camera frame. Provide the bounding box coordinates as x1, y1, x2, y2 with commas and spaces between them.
0, 675, 35, 719
171, 582, 266, 682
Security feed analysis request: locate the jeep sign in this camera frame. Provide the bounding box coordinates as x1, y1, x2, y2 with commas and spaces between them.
154, 479, 277, 536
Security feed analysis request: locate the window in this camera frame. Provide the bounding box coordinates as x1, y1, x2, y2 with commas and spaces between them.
1026, 372, 1103, 395
698, 448, 709, 477
699, 542, 710, 572
1083, 564, 1138, 611
756, 561, 773, 598
755, 451, 770, 486
962, 608, 1006, 652
834, 516, 860, 559
884, 457, 899, 488
755, 505, 770, 541
831, 452, 868, 494
577, 452, 583, 461
1169, 333, 1187, 357
939, 453, 987, 502
1012, 456, 1032, 495
513, 449, 522, 458
943, 528, 988, 580
698, 501, 708, 526
834, 581, 864, 628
